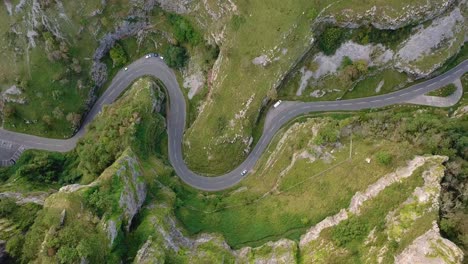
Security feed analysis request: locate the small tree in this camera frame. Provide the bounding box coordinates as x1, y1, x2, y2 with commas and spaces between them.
109, 43, 128, 68
318, 27, 345, 55
164, 45, 188, 69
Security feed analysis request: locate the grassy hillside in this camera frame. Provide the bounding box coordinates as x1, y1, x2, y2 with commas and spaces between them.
0, 1, 215, 139
181, 0, 461, 175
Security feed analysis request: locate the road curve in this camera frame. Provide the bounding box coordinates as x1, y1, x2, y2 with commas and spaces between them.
0, 58, 467, 191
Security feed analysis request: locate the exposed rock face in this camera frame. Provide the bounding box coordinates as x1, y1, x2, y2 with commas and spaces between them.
252, 55, 271, 67
395, 222, 464, 264
237, 239, 298, 264
318, 0, 455, 30
150, 82, 166, 112
0, 191, 49, 205
155, 0, 193, 14
116, 155, 147, 231
349, 156, 429, 215
300, 156, 430, 247
134, 237, 166, 263
2, 85, 27, 104
133, 187, 298, 263
395, 5, 466, 77
59, 182, 97, 193
104, 219, 118, 247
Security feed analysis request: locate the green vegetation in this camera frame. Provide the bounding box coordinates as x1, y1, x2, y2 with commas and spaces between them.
168, 14, 202, 46
0, 78, 166, 187
76, 78, 166, 183
317, 27, 346, 55
163, 45, 189, 68
331, 216, 369, 247
19, 192, 112, 264
351, 25, 414, 49
438, 74, 468, 257
109, 43, 129, 68
184, 0, 333, 175
0, 78, 168, 263
0, 199, 41, 238
427, 83, 457, 97
376, 151, 393, 166
318, 165, 428, 263
0, 2, 212, 140
316, 24, 414, 55
8, 151, 80, 185
176, 105, 468, 248
342, 69, 409, 100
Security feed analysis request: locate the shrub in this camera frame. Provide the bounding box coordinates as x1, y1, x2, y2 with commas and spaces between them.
341, 56, 353, 68
376, 151, 392, 166
314, 121, 340, 145
163, 45, 188, 68
332, 217, 369, 247
167, 14, 201, 45
109, 43, 128, 68
317, 27, 346, 55
15, 152, 80, 184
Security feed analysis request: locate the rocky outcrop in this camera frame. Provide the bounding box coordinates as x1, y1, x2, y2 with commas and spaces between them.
395, 5, 466, 77
300, 156, 430, 247
0, 191, 50, 205
134, 237, 166, 263
116, 155, 147, 231
237, 239, 298, 264
155, 0, 193, 14
395, 222, 464, 264
318, 0, 455, 30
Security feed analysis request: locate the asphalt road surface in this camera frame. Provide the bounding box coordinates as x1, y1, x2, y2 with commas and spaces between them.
0, 58, 467, 191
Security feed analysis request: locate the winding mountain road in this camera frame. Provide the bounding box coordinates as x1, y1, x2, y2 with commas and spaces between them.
0, 58, 467, 191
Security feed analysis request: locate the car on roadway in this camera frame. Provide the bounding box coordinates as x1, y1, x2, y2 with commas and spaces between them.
124, 67, 128, 71
146, 53, 159, 58
241, 169, 248, 176
273, 100, 282, 108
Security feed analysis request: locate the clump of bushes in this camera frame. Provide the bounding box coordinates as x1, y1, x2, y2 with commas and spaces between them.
376, 151, 393, 166
332, 217, 369, 247
317, 27, 346, 55
167, 14, 202, 46
163, 45, 188, 69
109, 43, 128, 68
1, 151, 81, 184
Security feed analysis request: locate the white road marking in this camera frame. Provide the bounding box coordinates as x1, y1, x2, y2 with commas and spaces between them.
415, 88, 422, 91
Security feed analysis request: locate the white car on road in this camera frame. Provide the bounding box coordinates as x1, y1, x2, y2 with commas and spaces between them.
273, 100, 282, 108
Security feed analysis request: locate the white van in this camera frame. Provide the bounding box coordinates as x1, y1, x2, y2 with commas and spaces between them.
273, 100, 282, 108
